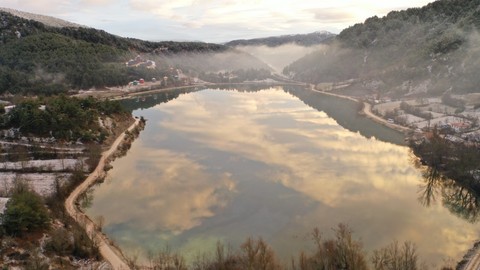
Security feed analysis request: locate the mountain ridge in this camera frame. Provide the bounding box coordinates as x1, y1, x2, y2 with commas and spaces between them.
225, 31, 336, 47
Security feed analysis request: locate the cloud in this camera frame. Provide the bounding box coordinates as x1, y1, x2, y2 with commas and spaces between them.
155, 88, 420, 207
308, 8, 356, 23
127, 0, 312, 31
0, 0, 73, 14
123, 0, 434, 41
79, 0, 115, 6
0, 0, 435, 42
89, 147, 237, 234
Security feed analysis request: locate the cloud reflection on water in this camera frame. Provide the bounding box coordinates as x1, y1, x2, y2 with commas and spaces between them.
157, 89, 416, 206
90, 148, 236, 235
87, 87, 478, 264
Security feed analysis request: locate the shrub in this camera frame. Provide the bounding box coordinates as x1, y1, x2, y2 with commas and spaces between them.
1, 185, 50, 236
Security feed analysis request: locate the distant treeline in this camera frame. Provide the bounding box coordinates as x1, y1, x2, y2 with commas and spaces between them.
225, 31, 335, 47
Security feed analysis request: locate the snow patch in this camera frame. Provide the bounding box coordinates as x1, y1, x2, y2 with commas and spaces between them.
0, 159, 87, 172
0, 173, 71, 197
0, 197, 9, 214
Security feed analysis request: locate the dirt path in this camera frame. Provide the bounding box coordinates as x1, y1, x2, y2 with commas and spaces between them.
65, 119, 140, 270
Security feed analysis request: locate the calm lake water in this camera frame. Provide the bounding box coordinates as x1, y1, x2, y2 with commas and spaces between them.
86, 86, 478, 266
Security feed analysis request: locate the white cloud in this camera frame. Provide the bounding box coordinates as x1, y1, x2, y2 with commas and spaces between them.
124, 0, 433, 40
80, 0, 114, 5
0, 0, 73, 14
0, 0, 434, 41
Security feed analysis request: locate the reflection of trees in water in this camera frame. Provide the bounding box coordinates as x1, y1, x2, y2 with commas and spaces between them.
414, 155, 480, 223
417, 166, 441, 207
121, 85, 271, 112
443, 178, 480, 223
121, 88, 196, 111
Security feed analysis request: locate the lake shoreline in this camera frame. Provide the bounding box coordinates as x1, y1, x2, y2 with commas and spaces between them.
89, 81, 411, 139
82, 87, 476, 266
308, 85, 412, 135
74, 81, 305, 101
77, 83, 410, 269
65, 117, 144, 269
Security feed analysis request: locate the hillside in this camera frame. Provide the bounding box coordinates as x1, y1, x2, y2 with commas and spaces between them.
283, 0, 480, 98
0, 9, 270, 95
225, 31, 335, 47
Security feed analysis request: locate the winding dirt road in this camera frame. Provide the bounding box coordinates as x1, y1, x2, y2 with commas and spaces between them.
65, 119, 139, 270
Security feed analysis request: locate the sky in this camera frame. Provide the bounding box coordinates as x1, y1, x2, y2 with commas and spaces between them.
0, 0, 434, 43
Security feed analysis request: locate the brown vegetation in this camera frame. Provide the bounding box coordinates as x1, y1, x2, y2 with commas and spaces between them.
126, 224, 451, 270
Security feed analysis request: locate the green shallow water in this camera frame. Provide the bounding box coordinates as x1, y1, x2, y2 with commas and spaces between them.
86, 86, 478, 266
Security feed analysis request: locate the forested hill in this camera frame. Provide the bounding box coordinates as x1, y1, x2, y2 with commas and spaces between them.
283, 0, 480, 97
0, 9, 234, 95
225, 31, 335, 47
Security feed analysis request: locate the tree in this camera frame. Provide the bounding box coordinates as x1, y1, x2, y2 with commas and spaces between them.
1, 181, 50, 236
240, 237, 280, 270
372, 241, 418, 270
292, 224, 368, 270
1, 95, 128, 142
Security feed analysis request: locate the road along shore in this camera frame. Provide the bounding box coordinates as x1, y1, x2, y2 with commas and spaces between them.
309, 87, 411, 134
65, 118, 142, 270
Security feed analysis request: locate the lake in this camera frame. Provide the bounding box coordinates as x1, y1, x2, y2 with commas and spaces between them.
85, 85, 478, 267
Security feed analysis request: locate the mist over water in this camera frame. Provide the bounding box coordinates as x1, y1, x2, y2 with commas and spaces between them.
142, 50, 272, 75
233, 44, 327, 73
86, 86, 478, 266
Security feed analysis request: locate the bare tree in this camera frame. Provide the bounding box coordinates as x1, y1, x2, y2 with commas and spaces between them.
148, 245, 187, 270
292, 224, 368, 270
240, 237, 280, 270
372, 241, 418, 270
